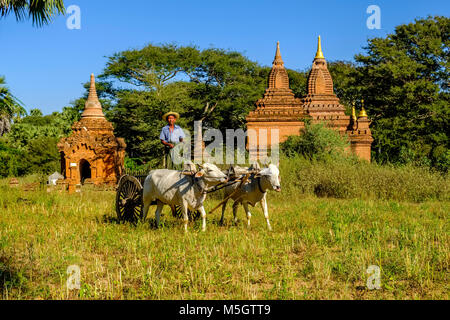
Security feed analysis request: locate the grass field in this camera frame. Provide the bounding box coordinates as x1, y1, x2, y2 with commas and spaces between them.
0, 174, 448, 300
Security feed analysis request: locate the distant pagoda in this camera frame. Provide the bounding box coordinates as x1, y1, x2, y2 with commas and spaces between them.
58, 74, 126, 191
246, 37, 373, 161
246, 41, 306, 155
302, 36, 352, 133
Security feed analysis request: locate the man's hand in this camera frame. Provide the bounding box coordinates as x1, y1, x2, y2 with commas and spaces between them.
161, 139, 175, 149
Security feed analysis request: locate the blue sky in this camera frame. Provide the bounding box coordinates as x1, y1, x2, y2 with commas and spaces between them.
0, 0, 448, 114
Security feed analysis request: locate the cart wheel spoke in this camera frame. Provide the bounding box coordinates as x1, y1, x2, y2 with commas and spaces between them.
116, 175, 144, 223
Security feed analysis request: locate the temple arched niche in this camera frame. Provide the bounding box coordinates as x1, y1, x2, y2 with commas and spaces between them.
79, 159, 92, 184
60, 152, 66, 177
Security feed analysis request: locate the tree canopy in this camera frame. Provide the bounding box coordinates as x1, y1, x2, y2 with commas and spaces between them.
0, 76, 26, 136
99, 43, 272, 164
0, 0, 65, 27
355, 16, 449, 170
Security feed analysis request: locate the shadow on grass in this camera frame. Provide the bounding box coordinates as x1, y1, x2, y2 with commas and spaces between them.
98, 212, 181, 230
0, 253, 28, 298
99, 214, 121, 225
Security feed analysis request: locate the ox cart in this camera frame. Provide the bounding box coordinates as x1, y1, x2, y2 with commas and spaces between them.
115, 167, 251, 224
116, 171, 201, 223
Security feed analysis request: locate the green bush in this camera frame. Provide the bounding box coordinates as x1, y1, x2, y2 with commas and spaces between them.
279, 155, 449, 202
281, 121, 350, 161
0, 139, 25, 177
278, 120, 448, 202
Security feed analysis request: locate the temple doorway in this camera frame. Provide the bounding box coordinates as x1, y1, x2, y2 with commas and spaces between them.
79, 159, 92, 184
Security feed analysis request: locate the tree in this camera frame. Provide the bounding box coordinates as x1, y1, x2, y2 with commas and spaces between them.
355, 16, 449, 169
7, 107, 75, 150
0, 76, 26, 136
327, 61, 359, 112
287, 68, 308, 98
102, 44, 267, 128
0, 138, 24, 176
23, 136, 60, 174
0, 106, 80, 177
0, 0, 65, 27
100, 43, 269, 163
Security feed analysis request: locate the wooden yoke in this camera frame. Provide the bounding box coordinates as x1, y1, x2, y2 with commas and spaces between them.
208, 173, 250, 214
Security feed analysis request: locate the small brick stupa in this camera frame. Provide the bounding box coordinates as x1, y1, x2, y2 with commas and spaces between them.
246, 37, 373, 161
58, 74, 126, 191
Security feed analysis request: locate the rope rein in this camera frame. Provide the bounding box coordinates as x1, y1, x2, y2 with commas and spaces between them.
185, 168, 261, 195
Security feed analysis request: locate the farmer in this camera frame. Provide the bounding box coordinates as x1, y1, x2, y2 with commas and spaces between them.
160, 111, 185, 169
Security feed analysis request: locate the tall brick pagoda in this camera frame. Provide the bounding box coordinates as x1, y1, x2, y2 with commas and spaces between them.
58, 74, 126, 190
246, 41, 306, 153
302, 36, 349, 130
246, 37, 373, 161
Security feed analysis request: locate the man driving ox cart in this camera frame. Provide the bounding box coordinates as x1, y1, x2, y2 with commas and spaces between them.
159, 111, 185, 169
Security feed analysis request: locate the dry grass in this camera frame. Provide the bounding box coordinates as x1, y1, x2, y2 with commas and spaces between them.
0, 174, 448, 300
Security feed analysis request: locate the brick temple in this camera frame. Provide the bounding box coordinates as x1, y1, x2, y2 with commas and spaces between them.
58, 74, 126, 191
246, 37, 373, 161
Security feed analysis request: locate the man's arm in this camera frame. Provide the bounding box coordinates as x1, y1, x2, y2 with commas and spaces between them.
178, 128, 186, 143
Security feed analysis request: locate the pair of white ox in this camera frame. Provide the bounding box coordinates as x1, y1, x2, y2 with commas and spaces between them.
142, 163, 281, 232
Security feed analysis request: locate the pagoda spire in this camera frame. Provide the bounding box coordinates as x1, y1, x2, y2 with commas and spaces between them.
349, 102, 358, 130
267, 41, 290, 89
306, 36, 334, 96
273, 41, 284, 66
81, 73, 105, 118
315, 35, 325, 59
358, 100, 368, 118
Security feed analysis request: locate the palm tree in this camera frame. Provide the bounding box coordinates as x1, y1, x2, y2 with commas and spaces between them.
0, 0, 65, 27
0, 76, 26, 136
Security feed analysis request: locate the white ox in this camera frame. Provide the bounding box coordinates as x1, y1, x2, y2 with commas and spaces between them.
220, 164, 281, 231
142, 163, 227, 232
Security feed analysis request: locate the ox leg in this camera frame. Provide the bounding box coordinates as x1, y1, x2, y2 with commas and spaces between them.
199, 206, 207, 232
181, 203, 189, 233
143, 201, 151, 223
232, 201, 239, 224
220, 199, 228, 225
142, 183, 152, 222
260, 193, 272, 231
243, 201, 251, 228
155, 200, 164, 228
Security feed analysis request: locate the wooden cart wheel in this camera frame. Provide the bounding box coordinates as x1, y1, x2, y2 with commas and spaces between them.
116, 175, 144, 223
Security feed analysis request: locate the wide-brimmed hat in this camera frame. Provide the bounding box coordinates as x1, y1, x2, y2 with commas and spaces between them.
162, 111, 180, 121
